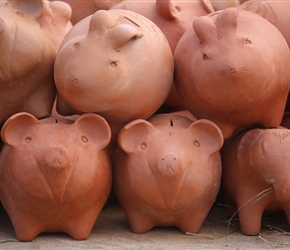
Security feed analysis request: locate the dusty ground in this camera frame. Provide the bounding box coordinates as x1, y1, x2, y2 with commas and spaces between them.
0, 200, 289, 250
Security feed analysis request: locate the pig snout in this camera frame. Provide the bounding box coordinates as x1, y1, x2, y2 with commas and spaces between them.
43, 147, 68, 169
157, 153, 181, 176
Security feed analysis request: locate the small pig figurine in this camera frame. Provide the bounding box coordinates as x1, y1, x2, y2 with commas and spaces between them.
113, 113, 223, 233
39, 0, 73, 51
111, 0, 215, 108
54, 9, 174, 139
0, 0, 57, 126
0, 112, 112, 241
221, 126, 290, 235
50, 0, 123, 24
174, 8, 290, 139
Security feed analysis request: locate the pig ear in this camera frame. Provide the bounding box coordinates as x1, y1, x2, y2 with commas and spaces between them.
156, 0, 178, 20
187, 119, 224, 155
216, 7, 238, 37
6, 0, 44, 19
46, 1, 72, 25
118, 119, 155, 154
193, 15, 217, 44
1, 112, 41, 146
75, 113, 111, 149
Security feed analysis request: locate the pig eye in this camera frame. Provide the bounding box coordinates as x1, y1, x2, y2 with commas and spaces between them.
203, 54, 209, 60
24, 136, 32, 143
81, 135, 88, 143
140, 142, 147, 150
110, 61, 118, 68
193, 140, 200, 147
245, 38, 252, 44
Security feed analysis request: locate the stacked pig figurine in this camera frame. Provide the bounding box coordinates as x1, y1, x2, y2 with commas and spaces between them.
0, 0, 290, 242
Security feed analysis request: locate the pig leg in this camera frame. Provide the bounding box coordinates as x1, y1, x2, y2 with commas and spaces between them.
236, 200, 263, 236
178, 209, 209, 234
64, 206, 103, 240
9, 212, 42, 241
126, 210, 155, 233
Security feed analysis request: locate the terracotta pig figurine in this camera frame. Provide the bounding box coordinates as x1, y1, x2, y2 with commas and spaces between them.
0, 112, 112, 241
40, 0, 73, 51
0, 0, 57, 126
174, 7, 290, 139
238, 0, 290, 49
237, 0, 290, 111
111, 0, 215, 108
221, 126, 290, 235
113, 113, 223, 233
50, 0, 123, 24
54, 9, 174, 139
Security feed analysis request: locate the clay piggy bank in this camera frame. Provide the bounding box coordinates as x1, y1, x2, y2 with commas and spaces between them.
174, 8, 290, 139
221, 126, 290, 235
51, 0, 123, 24
238, 0, 290, 49
113, 113, 223, 233
112, 0, 214, 108
0, 0, 57, 126
40, 0, 73, 51
54, 9, 173, 139
237, 0, 290, 111
0, 112, 112, 241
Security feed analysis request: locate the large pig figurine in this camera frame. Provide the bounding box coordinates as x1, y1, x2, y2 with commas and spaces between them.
0, 112, 112, 241
238, 0, 290, 49
0, 0, 57, 126
237, 0, 290, 111
221, 126, 290, 235
174, 8, 290, 139
111, 0, 215, 108
54, 9, 173, 139
113, 113, 223, 233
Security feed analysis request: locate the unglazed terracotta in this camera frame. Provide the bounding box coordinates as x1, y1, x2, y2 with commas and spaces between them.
237, 0, 290, 111
51, 0, 123, 24
238, 0, 290, 48
112, 0, 214, 108
0, 112, 112, 241
40, 0, 73, 51
210, 0, 240, 10
54, 9, 174, 139
0, 0, 57, 126
174, 7, 290, 139
221, 126, 290, 235
113, 113, 223, 233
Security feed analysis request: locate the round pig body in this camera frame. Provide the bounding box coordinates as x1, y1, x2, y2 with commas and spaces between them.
221, 126, 290, 235
0, 112, 112, 241
54, 9, 174, 139
111, 0, 215, 108
237, 0, 290, 111
174, 8, 290, 139
113, 113, 223, 233
0, 0, 57, 126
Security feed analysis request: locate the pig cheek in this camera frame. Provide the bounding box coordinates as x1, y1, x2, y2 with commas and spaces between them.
6, 144, 51, 200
